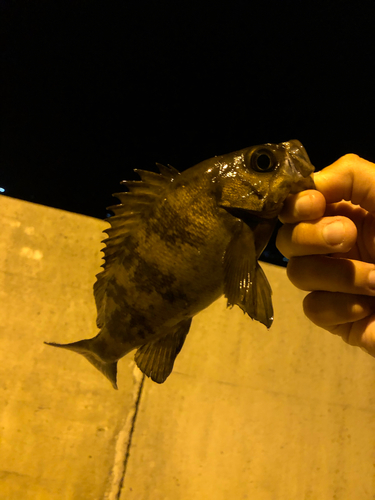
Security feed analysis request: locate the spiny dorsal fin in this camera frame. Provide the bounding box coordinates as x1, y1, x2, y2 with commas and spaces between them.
134, 318, 192, 383
155, 162, 180, 179
94, 164, 180, 328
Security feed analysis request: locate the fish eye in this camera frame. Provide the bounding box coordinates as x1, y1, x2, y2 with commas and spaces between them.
250, 149, 276, 172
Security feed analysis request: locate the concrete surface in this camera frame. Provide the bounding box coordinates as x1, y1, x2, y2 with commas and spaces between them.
1, 195, 375, 499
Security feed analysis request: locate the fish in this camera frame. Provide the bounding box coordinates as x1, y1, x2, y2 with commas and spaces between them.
46, 140, 314, 388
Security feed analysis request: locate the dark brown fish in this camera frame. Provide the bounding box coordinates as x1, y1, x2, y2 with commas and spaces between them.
46, 140, 314, 388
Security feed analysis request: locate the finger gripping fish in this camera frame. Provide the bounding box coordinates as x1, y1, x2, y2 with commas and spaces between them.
46, 140, 314, 388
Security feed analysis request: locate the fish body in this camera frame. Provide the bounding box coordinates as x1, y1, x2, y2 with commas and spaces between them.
46, 140, 314, 387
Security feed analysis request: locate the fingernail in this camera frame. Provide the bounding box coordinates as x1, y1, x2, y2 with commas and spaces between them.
322, 221, 345, 246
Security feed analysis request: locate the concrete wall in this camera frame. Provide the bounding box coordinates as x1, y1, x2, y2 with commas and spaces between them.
1, 195, 374, 499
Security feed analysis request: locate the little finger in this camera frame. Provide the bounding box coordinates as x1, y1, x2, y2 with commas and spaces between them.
287, 256, 375, 296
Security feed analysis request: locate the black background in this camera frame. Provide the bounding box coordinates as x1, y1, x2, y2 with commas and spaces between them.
1, 1, 375, 264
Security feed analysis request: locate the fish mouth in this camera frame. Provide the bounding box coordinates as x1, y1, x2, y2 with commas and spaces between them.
222, 206, 280, 225
282, 140, 315, 178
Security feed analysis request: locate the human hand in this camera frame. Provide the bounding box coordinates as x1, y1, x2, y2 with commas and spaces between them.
276, 154, 375, 356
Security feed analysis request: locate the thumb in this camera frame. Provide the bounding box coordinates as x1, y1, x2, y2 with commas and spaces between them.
314, 154, 375, 214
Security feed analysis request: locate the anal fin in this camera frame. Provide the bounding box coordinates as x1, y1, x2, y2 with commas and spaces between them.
134, 318, 192, 383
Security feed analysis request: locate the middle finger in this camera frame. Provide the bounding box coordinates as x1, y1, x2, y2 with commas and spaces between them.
276, 216, 357, 259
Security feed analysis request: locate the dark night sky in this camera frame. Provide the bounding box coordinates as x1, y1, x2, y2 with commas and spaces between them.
1, 1, 375, 264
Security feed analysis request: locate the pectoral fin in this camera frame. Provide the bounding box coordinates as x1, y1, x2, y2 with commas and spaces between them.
224, 223, 273, 328
134, 318, 192, 383
252, 263, 273, 328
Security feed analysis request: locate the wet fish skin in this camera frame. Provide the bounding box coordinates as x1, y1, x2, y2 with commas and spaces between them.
46, 140, 314, 388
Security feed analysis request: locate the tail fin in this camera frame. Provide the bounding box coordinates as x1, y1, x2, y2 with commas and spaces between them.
45, 338, 118, 389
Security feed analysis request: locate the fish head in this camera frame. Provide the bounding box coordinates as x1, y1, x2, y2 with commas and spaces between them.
217, 139, 315, 219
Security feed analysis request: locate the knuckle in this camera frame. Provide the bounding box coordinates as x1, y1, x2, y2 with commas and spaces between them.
341, 153, 361, 164
334, 153, 361, 170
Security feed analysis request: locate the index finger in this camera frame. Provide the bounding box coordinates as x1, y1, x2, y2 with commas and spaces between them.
314, 154, 375, 213
279, 190, 326, 224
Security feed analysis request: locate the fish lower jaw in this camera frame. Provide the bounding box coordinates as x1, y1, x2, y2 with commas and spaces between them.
221, 205, 280, 224
249, 208, 281, 219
